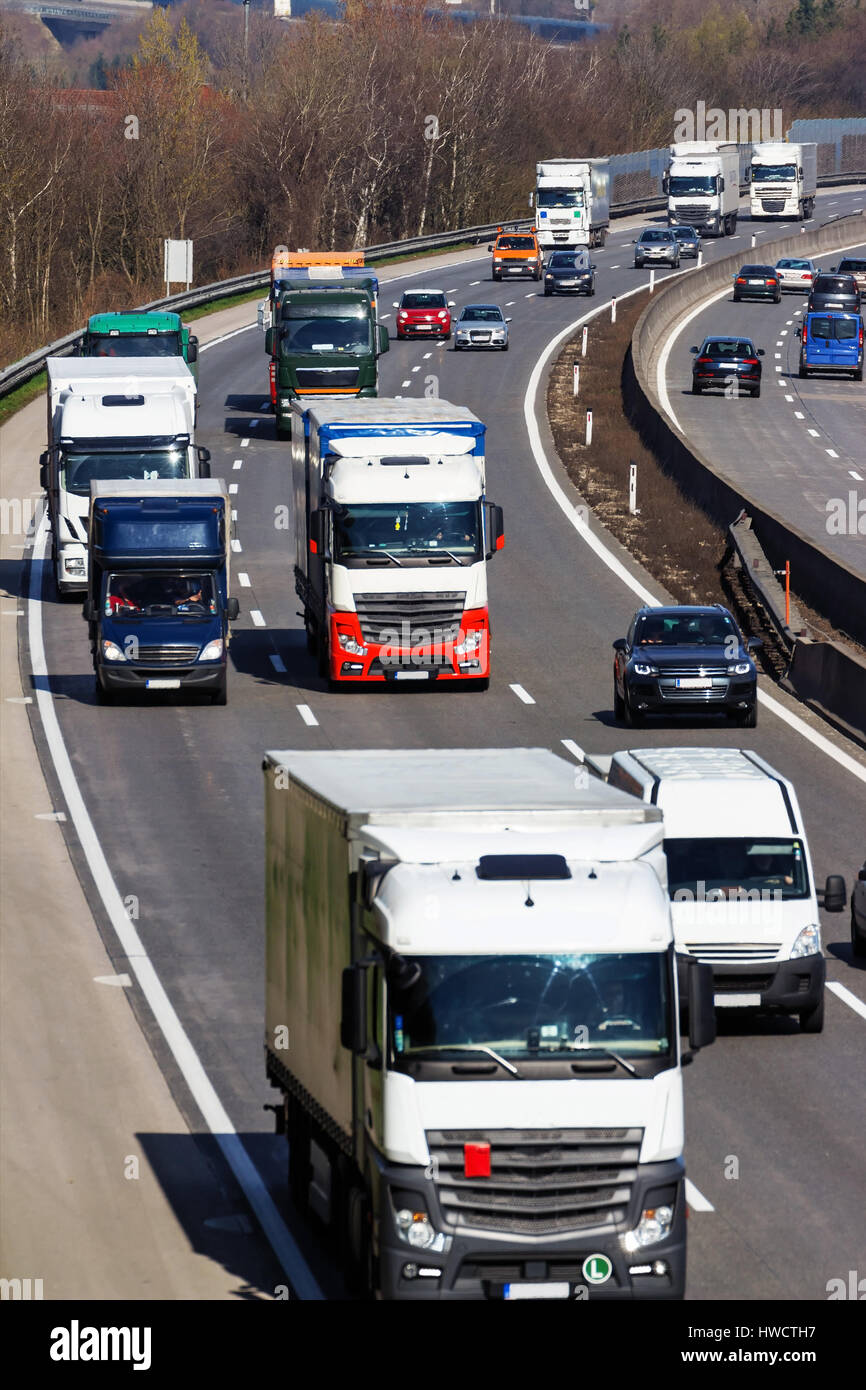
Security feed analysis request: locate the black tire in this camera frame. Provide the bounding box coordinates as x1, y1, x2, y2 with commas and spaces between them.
276, 422, 290, 441
288, 1097, 311, 1208
799, 362, 808, 379
475, 676, 491, 691
751, 385, 761, 398
454, 342, 462, 351
691, 381, 702, 395
501, 342, 508, 351
852, 908, 866, 958
588, 281, 596, 297
738, 701, 758, 728
210, 676, 227, 706
317, 631, 330, 680
544, 286, 552, 296
634, 260, 643, 270
774, 292, 782, 304
799, 992, 824, 1034
732, 293, 741, 302
854, 366, 863, 382
95, 676, 114, 705
492, 271, 501, 282
613, 684, 625, 720
623, 688, 643, 727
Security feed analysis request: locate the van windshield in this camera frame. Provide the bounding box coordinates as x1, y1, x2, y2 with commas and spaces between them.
665, 838, 810, 900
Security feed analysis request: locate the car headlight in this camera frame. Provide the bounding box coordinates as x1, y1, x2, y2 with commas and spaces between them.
727, 662, 752, 675
395, 1208, 449, 1253
102, 640, 127, 663
199, 638, 224, 662
545, 273, 553, 280
622, 1204, 674, 1252
338, 630, 368, 656
632, 662, 658, 676
454, 628, 483, 655
790, 923, 821, 958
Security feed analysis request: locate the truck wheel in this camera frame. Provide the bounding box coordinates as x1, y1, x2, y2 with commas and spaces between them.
799, 993, 824, 1034
276, 421, 291, 441
317, 630, 330, 680
288, 1099, 311, 1208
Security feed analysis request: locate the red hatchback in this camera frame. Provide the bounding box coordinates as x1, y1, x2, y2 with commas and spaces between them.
393, 289, 454, 340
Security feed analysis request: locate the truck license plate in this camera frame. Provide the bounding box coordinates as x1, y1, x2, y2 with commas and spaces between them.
145, 679, 181, 689
675, 677, 712, 689
504, 1282, 570, 1300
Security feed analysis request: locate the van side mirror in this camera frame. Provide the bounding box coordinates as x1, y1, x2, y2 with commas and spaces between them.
226, 596, 239, 622
820, 874, 846, 912
687, 961, 716, 1051
340, 965, 367, 1054
378, 323, 389, 355
265, 327, 275, 356
795, 327, 802, 339
486, 503, 505, 557
487, 245, 494, 253
309, 509, 326, 555
187, 337, 198, 363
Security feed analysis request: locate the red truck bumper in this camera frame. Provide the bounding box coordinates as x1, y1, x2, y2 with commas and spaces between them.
327, 609, 489, 683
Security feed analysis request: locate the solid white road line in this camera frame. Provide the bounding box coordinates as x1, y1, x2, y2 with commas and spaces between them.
297, 703, 319, 727
509, 683, 535, 704
26, 515, 323, 1299
560, 738, 585, 762
827, 982, 866, 1021
250, 609, 265, 627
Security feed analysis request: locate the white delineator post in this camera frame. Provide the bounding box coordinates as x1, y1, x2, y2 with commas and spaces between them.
649, 269, 655, 293
611, 297, 617, 323
573, 363, 580, 396
581, 325, 588, 356
629, 462, 637, 515
585, 410, 593, 446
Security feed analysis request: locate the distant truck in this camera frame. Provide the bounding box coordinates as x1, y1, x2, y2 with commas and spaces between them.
263, 746, 716, 1301
532, 159, 610, 249
290, 398, 504, 687
83, 478, 239, 705
665, 142, 740, 236
261, 251, 388, 436
41, 358, 208, 596
749, 142, 817, 221
580, 746, 846, 1033
79, 311, 199, 385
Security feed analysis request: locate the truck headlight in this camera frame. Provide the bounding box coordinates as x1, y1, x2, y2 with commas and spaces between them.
395, 1208, 448, 1253
790, 923, 821, 958
65, 557, 86, 574
632, 662, 658, 676
622, 1204, 674, 1252
198, 638, 224, 662
454, 628, 483, 655
727, 662, 752, 675
338, 630, 367, 656
102, 640, 127, 663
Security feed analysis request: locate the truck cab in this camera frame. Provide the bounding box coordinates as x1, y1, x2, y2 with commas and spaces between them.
665, 142, 739, 237
80, 311, 199, 385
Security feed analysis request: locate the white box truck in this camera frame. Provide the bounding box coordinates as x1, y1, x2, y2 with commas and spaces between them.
263, 746, 716, 1301
665, 142, 740, 236
581, 747, 846, 1033
749, 142, 817, 221
41, 358, 208, 595
533, 159, 610, 250
291, 398, 504, 688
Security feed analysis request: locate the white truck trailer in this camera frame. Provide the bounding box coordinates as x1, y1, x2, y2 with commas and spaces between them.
533, 159, 610, 249
749, 142, 817, 221
665, 142, 740, 236
263, 746, 716, 1301
41, 358, 207, 595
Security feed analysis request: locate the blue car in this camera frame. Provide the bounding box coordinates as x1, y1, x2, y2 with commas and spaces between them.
798, 311, 864, 381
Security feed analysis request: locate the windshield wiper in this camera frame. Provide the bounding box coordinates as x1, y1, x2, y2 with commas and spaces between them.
346, 548, 404, 566
426, 549, 465, 565
570, 1046, 638, 1076
404, 1044, 521, 1077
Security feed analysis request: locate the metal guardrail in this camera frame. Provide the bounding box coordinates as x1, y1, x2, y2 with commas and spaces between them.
724, 511, 808, 653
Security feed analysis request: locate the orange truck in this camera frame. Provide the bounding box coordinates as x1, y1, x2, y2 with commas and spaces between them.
488, 227, 543, 282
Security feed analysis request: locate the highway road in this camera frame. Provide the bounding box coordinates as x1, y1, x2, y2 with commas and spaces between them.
15, 185, 866, 1301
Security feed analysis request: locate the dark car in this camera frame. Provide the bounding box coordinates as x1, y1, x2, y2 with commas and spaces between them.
852, 860, 866, 958
613, 604, 762, 727
807, 273, 860, 314
690, 336, 765, 397
392, 289, 455, 340
543, 249, 596, 297
634, 228, 680, 268
732, 264, 781, 303
669, 225, 701, 259
834, 259, 866, 299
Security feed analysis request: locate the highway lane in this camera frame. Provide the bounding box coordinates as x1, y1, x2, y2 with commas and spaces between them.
29, 188, 866, 1300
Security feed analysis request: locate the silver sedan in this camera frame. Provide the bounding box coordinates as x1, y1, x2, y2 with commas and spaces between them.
774, 257, 816, 292
453, 304, 509, 351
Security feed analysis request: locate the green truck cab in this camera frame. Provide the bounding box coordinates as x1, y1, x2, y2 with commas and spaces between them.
265, 281, 388, 439
80, 312, 199, 385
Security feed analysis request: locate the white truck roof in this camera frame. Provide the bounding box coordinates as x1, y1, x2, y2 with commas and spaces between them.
46, 356, 195, 392
90, 478, 228, 502
670, 141, 738, 156
300, 398, 482, 430
751, 141, 813, 158
328, 453, 484, 505
58, 388, 193, 441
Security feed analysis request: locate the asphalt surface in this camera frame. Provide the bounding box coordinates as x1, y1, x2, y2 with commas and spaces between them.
31, 186, 866, 1301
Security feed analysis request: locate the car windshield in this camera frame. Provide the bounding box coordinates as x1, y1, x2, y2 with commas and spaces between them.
809, 316, 859, 341
642, 231, 674, 242
666, 837, 810, 901
635, 611, 738, 645
401, 293, 446, 308
668, 175, 716, 195
461, 307, 503, 321
550, 254, 586, 269
332, 500, 480, 562
704, 340, 755, 358
537, 189, 584, 208
388, 952, 672, 1064
752, 163, 796, 181
281, 315, 370, 353
496, 237, 535, 250
104, 571, 217, 618
61, 448, 188, 497
88, 332, 182, 357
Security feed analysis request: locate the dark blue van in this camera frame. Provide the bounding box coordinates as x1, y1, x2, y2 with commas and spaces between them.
798, 311, 864, 380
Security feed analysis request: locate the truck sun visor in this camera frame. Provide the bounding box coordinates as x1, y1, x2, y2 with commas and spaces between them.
476, 854, 572, 880
101, 395, 146, 406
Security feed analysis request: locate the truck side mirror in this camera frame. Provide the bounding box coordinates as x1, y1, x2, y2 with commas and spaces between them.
187, 337, 198, 363
662, 174, 669, 194
486, 503, 505, 557
197, 446, 211, 478
719, 177, 725, 191
309, 509, 326, 555
378, 323, 389, 355
265, 327, 275, 356
340, 965, 367, 1054
528, 192, 534, 208
820, 874, 846, 912
687, 961, 716, 1051
39, 451, 49, 489
226, 596, 239, 622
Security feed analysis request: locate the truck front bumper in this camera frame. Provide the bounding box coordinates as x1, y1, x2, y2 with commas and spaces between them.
330, 610, 489, 683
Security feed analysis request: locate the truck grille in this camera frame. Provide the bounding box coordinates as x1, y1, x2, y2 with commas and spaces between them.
295, 367, 359, 391
676, 204, 711, 220
353, 592, 465, 646
761, 199, 786, 213
685, 943, 781, 962
713, 974, 774, 992
135, 645, 200, 664
426, 1128, 643, 1236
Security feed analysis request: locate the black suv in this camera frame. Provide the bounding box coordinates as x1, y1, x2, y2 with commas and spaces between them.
543, 250, 596, 296
613, 605, 761, 726
807, 273, 860, 314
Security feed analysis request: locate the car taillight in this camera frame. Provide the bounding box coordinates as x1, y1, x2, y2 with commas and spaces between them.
802, 272, 812, 279
766, 278, 777, 286
736, 277, 746, 284
801, 324, 807, 342
743, 358, 759, 365
697, 356, 713, 365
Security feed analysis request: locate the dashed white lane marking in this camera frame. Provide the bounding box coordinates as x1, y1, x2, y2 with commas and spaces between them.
560, 738, 585, 762
445, 288, 458, 293
774, 353, 781, 359
423, 352, 432, 359
250, 609, 265, 627
685, 1180, 715, 1213
412, 365, 421, 372
229, 483, 238, 494
610, 264, 620, 269
509, 683, 535, 705
241, 438, 250, 448
774, 365, 782, 372
785, 320, 793, 326
826, 449, 839, 458
401, 380, 411, 387
269, 654, 286, 674
827, 982, 866, 1021
525, 292, 535, 298
785, 394, 794, 401
850, 470, 864, 480
808, 428, 820, 437
238, 573, 251, 587
505, 300, 516, 306
233, 460, 243, 469
231, 510, 237, 522
794, 411, 804, 419
297, 703, 319, 726
231, 539, 242, 553
380, 313, 391, 319
469, 280, 481, 286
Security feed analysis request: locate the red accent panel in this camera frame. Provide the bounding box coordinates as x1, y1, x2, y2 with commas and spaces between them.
464, 1142, 491, 1178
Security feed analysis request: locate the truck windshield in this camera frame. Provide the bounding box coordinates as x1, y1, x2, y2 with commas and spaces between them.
668, 175, 716, 195
61, 448, 189, 497
753, 164, 796, 181
88, 333, 182, 356
104, 571, 216, 617
665, 837, 810, 900
537, 189, 584, 208
388, 953, 671, 1064
333, 500, 480, 562
280, 316, 371, 354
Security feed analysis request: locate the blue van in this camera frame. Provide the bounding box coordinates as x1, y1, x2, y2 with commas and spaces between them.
798, 311, 864, 380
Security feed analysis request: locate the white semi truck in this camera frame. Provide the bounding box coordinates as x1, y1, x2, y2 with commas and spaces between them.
532, 159, 610, 249
291, 398, 504, 688
749, 142, 817, 221
263, 746, 716, 1301
41, 358, 207, 595
665, 142, 740, 236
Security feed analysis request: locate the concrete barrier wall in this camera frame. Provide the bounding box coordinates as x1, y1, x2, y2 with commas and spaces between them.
784, 638, 866, 744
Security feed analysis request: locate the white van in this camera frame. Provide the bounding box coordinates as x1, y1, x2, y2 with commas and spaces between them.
584, 747, 846, 1033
